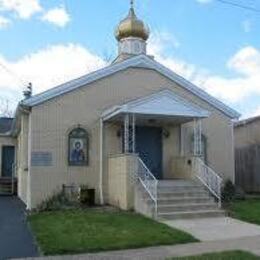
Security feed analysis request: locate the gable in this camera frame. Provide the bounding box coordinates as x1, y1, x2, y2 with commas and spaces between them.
21, 54, 240, 119
102, 89, 210, 121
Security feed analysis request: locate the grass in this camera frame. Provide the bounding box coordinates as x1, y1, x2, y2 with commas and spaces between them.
29, 210, 197, 255
170, 250, 260, 260
228, 199, 260, 225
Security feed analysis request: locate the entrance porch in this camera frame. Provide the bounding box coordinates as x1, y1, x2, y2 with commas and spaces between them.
100, 90, 223, 219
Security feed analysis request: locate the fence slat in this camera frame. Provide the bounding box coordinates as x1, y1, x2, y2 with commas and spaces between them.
235, 144, 260, 193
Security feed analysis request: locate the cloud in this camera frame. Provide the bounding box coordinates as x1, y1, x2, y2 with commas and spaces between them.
0, 15, 11, 29
42, 6, 70, 27
0, 0, 42, 19
148, 32, 199, 82
0, 44, 107, 109
148, 32, 260, 104
244, 105, 260, 119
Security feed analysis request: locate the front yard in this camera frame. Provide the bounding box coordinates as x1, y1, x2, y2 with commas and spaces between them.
171, 250, 260, 260
228, 199, 260, 225
29, 209, 197, 255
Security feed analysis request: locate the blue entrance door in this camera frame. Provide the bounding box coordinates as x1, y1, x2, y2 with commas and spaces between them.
136, 126, 163, 179
1, 146, 15, 177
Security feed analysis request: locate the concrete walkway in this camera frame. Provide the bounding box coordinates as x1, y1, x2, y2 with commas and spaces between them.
15, 235, 260, 260
164, 217, 260, 241
0, 197, 38, 260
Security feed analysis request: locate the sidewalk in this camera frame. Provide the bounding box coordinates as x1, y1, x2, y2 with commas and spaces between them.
163, 217, 260, 241
15, 235, 260, 260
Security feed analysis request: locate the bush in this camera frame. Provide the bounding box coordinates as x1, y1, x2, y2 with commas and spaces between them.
222, 179, 236, 203
36, 191, 74, 212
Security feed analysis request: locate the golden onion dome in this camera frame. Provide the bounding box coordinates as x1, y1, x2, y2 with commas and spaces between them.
115, 6, 149, 41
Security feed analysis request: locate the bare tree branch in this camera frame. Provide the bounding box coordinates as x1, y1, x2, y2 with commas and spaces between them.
0, 98, 14, 118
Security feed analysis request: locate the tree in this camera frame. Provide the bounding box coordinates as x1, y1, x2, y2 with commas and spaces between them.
0, 98, 13, 118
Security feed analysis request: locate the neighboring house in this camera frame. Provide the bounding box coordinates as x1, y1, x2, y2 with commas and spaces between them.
235, 116, 260, 193
0, 118, 16, 178
1, 4, 240, 218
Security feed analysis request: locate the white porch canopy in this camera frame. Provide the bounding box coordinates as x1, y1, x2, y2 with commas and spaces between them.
99, 89, 210, 205
102, 89, 210, 122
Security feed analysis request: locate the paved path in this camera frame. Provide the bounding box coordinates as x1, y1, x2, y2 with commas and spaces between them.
164, 217, 260, 241
0, 197, 38, 260
15, 235, 260, 260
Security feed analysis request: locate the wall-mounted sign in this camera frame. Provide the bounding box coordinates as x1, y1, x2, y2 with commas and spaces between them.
31, 152, 53, 166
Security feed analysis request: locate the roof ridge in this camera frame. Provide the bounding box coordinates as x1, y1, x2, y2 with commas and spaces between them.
21, 54, 240, 119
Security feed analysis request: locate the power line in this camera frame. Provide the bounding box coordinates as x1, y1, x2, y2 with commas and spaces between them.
215, 0, 260, 13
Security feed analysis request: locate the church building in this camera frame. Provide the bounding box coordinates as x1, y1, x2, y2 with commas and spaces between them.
0, 2, 240, 218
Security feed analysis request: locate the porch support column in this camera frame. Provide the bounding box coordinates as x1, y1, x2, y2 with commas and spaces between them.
193, 118, 202, 156
124, 114, 130, 153
180, 124, 184, 156
132, 114, 136, 153
198, 119, 202, 156
99, 118, 104, 205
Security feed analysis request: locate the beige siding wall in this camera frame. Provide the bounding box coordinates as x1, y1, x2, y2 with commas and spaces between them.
0, 136, 16, 177
108, 154, 137, 210
17, 113, 30, 205
235, 121, 260, 149
26, 67, 235, 209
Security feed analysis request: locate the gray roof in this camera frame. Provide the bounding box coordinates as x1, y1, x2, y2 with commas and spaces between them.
0, 117, 14, 134
235, 115, 260, 128
21, 54, 241, 119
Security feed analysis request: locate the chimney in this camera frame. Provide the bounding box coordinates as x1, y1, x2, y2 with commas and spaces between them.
23, 82, 32, 99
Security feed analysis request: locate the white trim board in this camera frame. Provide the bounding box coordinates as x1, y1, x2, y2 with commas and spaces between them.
22, 54, 240, 119
102, 89, 210, 121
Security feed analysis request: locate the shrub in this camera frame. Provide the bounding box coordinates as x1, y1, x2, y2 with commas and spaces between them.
36, 191, 74, 212
222, 179, 236, 203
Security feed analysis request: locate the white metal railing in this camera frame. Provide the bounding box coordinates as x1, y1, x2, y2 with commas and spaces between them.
137, 157, 158, 217
194, 157, 223, 207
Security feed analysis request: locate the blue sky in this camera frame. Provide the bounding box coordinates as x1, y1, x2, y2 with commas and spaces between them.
0, 0, 260, 118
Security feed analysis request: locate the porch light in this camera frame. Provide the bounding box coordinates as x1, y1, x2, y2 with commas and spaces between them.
163, 129, 170, 138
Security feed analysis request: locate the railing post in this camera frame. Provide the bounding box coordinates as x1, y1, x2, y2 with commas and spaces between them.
155, 180, 158, 219
218, 181, 222, 208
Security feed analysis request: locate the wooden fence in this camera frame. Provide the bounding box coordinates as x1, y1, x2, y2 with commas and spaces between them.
235, 144, 260, 193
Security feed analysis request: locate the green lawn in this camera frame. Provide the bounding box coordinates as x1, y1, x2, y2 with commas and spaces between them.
228, 199, 260, 225
171, 250, 260, 260
29, 210, 197, 255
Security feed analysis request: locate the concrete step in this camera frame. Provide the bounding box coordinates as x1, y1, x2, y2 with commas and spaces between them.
158, 190, 210, 198
157, 197, 214, 205
158, 209, 225, 220
158, 186, 207, 193
145, 196, 214, 206
158, 180, 201, 188
158, 203, 218, 213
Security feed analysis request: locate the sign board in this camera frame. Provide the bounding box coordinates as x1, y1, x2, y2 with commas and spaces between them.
31, 152, 53, 166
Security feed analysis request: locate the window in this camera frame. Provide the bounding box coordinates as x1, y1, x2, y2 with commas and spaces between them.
68, 128, 88, 166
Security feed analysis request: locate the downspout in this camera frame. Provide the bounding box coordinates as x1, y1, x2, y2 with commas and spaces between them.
99, 118, 104, 205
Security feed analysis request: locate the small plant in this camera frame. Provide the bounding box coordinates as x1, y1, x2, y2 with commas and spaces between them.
222, 179, 236, 203
36, 191, 71, 212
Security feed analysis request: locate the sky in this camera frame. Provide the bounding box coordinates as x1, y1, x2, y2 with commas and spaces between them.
0, 0, 260, 118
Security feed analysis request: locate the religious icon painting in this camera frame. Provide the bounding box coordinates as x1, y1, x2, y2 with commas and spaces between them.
68, 128, 88, 166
